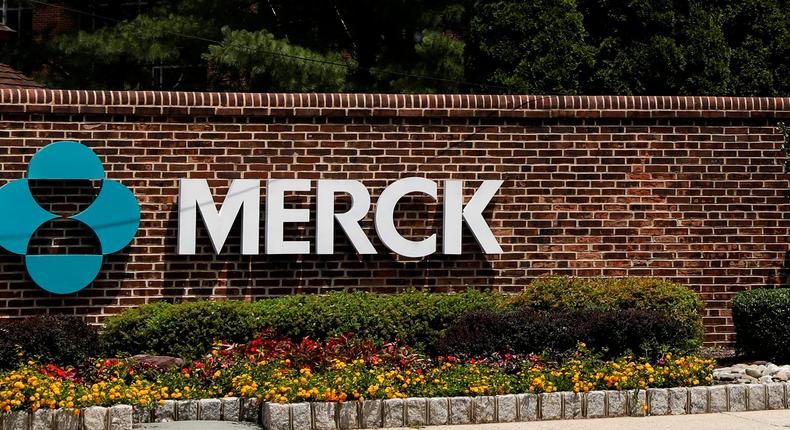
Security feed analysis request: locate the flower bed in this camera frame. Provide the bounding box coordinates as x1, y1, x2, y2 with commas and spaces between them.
0, 333, 713, 413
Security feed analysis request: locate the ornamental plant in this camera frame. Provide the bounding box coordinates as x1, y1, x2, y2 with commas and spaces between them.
732, 288, 790, 361
0, 332, 714, 412
0, 315, 101, 371
101, 290, 506, 358
509, 276, 704, 349
437, 308, 694, 358
102, 284, 704, 360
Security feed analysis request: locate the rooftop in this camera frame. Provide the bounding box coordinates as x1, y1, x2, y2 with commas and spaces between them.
0, 63, 44, 89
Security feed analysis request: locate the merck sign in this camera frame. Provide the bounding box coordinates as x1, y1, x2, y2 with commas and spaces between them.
0, 141, 503, 294
177, 177, 504, 258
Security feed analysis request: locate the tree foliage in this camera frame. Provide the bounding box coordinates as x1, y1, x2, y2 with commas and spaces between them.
2, 0, 787, 94
203, 27, 350, 92
465, 0, 788, 95
387, 30, 466, 93
466, 0, 594, 94
58, 15, 203, 63
725, 0, 790, 96
580, 0, 730, 94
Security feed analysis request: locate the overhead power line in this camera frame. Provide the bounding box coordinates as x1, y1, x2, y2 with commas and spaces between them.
28, 0, 563, 172
27, 0, 516, 92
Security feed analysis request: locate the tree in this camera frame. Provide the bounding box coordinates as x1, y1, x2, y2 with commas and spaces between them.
464, 0, 787, 96
676, 2, 731, 95
724, 0, 790, 96
4, 0, 787, 95
203, 27, 349, 92
53, 13, 209, 89
37, 0, 475, 92
579, 0, 732, 95
382, 31, 465, 93
465, 0, 595, 94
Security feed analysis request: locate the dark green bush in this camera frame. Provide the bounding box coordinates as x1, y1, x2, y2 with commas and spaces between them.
101, 300, 261, 359
102, 279, 704, 359
251, 289, 504, 352
101, 290, 506, 359
437, 308, 694, 358
509, 276, 704, 349
732, 288, 790, 361
0, 315, 101, 370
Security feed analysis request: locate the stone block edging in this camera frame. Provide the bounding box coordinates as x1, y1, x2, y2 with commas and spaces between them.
0, 383, 787, 430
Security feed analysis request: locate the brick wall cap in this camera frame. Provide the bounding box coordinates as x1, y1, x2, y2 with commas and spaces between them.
1, 90, 788, 119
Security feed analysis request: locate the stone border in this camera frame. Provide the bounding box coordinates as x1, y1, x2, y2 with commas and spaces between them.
260, 383, 789, 429
0, 398, 259, 430
0, 383, 788, 430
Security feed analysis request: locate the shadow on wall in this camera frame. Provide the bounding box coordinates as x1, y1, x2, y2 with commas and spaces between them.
158, 186, 499, 300
776, 251, 790, 288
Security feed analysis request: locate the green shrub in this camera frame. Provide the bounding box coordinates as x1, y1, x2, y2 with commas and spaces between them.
509, 276, 704, 350
101, 290, 505, 359
252, 289, 504, 352
101, 300, 260, 359
732, 288, 790, 361
102, 280, 704, 360
0, 315, 101, 370
438, 308, 694, 358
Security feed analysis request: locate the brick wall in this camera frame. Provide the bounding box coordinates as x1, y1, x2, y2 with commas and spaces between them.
1, 90, 789, 345
32, 1, 78, 36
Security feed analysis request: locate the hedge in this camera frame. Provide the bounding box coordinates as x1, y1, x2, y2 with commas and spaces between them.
437, 308, 695, 358
102, 277, 704, 360
101, 290, 506, 359
0, 315, 101, 370
732, 288, 790, 361
508, 276, 704, 349
100, 300, 261, 361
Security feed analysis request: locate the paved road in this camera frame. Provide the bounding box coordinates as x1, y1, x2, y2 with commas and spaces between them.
136, 411, 790, 429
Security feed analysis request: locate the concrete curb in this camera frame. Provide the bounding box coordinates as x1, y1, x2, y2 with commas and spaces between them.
1, 383, 788, 430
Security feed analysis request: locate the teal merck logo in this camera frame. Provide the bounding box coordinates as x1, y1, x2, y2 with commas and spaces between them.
0, 141, 140, 294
